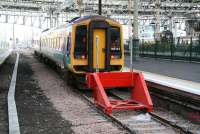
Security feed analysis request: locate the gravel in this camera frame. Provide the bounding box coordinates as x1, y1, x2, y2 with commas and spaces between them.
15, 53, 73, 134
24, 50, 128, 134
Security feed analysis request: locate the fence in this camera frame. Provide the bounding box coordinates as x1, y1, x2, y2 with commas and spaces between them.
125, 37, 200, 62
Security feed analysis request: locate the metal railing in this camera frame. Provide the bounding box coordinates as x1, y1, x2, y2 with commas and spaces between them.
125, 37, 200, 62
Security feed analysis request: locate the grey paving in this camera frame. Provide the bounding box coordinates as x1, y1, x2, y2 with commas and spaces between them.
125, 56, 200, 83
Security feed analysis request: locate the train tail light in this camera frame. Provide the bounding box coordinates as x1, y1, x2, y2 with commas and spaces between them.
81, 55, 86, 59
111, 54, 121, 59
75, 54, 87, 59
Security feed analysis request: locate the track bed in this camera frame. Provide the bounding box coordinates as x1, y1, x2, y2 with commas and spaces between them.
28, 50, 129, 134
0, 54, 16, 134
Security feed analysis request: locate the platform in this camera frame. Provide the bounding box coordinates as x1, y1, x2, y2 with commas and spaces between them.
123, 67, 200, 96
0, 49, 12, 65
125, 56, 200, 83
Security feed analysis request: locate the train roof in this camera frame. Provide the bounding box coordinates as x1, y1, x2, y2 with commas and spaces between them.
41, 15, 120, 35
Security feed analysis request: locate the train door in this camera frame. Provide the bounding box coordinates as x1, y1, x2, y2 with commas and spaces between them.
93, 29, 106, 70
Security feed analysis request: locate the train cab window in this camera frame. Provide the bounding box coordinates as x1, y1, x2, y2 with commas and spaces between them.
110, 27, 121, 59
74, 25, 87, 59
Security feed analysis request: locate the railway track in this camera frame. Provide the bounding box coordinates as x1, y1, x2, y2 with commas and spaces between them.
35, 53, 200, 134
107, 89, 200, 134
80, 90, 180, 134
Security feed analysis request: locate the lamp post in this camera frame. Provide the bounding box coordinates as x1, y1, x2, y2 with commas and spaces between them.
12, 23, 15, 49
150, 22, 156, 40
130, 0, 139, 72
174, 21, 179, 45
150, 22, 157, 58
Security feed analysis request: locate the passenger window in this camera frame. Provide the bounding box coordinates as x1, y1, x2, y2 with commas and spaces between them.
43, 39, 48, 47
74, 25, 87, 59
58, 37, 61, 50
110, 27, 121, 58
54, 38, 55, 48
48, 39, 50, 47
55, 38, 57, 49
51, 39, 52, 48
52, 38, 55, 49
56, 38, 58, 49
59, 37, 61, 50
41, 39, 43, 47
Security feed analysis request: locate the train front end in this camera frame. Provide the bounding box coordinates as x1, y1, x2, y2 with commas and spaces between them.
70, 16, 124, 74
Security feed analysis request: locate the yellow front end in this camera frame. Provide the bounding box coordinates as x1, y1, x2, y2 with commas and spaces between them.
69, 17, 124, 74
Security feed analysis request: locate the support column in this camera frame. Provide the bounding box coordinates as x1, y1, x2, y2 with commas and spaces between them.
77, 0, 83, 17
133, 0, 139, 40
154, 0, 161, 59
50, 10, 53, 28
169, 16, 173, 33
56, 13, 59, 26
131, 0, 139, 71
155, 0, 161, 41
5, 15, 9, 23
31, 16, 34, 48
98, 0, 102, 15
128, 0, 133, 71
12, 23, 15, 49
39, 17, 42, 28
22, 16, 26, 25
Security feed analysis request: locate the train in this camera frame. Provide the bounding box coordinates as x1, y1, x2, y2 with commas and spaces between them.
0, 41, 12, 65
35, 15, 124, 82
34, 15, 153, 113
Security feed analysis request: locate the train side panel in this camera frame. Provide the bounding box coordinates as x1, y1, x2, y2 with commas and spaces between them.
40, 25, 73, 68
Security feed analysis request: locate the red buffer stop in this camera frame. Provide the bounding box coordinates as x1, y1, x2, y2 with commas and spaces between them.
86, 72, 153, 115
